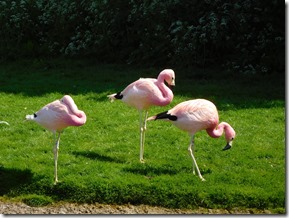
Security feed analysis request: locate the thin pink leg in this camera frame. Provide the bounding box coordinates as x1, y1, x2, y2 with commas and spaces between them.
188, 135, 205, 181
53, 132, 61, 185
139, 110, 148, 163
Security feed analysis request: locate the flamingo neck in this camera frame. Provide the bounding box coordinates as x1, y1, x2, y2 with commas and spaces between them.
62, 95, 87, 125
156, 76, 173, 106
206, 122, 228, 138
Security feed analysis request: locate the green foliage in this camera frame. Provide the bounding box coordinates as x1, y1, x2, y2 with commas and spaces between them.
0, 0, 284, 74
0, 59, 285, 212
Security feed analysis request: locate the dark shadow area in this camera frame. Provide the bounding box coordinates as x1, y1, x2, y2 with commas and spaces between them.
123, 165, 178, 176
72, 150, 125, 164
0, 166, 34, 195
0, 59, 285, 110
122, 164, 212, 177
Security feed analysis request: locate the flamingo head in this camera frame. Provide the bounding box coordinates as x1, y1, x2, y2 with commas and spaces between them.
222, 124, 236, 151
159, 69, 175, 88
61, 95, 74, 105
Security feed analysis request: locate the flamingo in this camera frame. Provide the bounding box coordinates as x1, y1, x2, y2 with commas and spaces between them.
147, 99, 236, 181
108, 69, 175, 162
26, 95, 87, 184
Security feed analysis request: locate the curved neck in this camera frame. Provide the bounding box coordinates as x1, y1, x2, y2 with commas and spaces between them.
206, 122, 227, 138
67, 109, 86, 126
62, 95, 87, 125
156, 75, 173, 105
62, 95, 82, 117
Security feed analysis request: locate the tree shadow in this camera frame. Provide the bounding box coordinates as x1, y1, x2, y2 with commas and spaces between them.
0, 59, 143, 99
0, 59, 284, 108
0, 166, 34, 195
72, 151, 125, 164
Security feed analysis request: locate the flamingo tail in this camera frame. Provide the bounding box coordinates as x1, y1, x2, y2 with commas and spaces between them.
107, 92, 123, 102
147, 111, 177, 121
25, 113, 37, 121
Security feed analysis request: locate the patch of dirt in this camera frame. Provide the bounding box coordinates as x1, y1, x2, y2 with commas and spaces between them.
0, 200, 274, 214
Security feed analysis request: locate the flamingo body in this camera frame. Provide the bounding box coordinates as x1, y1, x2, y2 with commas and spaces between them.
27, 95, 86, 131
108, 69, 175, 162
147, 99, 236, 181
166, 99, 219, 134
117, 77, 174, 110
26, 95, 86, 184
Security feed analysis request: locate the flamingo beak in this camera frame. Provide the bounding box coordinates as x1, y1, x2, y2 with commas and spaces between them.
169, 80, 175, 90
222, 142, 232, 151
165, 80, 175, 90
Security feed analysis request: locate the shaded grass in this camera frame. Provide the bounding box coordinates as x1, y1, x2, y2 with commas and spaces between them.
0, 59, 285, 212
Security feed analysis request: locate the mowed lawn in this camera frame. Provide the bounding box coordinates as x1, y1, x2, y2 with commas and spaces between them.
0, 59, 285, 213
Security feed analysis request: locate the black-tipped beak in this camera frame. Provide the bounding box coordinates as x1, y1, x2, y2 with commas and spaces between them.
222, 143, 232, 151
165, 80, 175, 90
168, 83, 175, 90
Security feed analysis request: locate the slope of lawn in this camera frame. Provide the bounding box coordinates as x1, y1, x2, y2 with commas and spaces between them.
0, 59, 285, 213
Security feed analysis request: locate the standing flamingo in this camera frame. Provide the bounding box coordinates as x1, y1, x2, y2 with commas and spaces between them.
26, 95, 87, 184
108, 69, 175, 162
147, 99, 236, 181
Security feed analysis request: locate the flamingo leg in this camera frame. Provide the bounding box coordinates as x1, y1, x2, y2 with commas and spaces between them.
191, 136, 195, 175
139, 110, 148, 163
53, 132, 61, 185
188, 135, 205, 181
139, 110, 144, 162
142, 111, 148, 162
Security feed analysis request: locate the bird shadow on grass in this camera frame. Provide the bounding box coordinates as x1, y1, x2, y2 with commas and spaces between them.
122, 164, 179, 177
0, 166, 33, 195
122, 164, 212, 177
72, 151, 125, 164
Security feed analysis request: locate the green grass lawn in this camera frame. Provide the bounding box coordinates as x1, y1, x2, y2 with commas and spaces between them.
0, 59, 285, 213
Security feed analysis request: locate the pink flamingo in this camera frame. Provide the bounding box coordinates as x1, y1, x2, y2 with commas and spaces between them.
108, 69, 175, 162
147, 99, 236, 181
26, 95, 87, 184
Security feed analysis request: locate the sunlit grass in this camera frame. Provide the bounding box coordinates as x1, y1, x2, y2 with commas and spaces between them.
0, 59, 285, 211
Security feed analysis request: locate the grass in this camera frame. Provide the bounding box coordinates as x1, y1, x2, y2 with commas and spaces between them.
0, 59, 285, 212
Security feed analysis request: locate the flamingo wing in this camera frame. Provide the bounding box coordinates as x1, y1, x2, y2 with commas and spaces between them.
35, 100, 72, 131
121, 78, 161, 110
168, 99, 219, 133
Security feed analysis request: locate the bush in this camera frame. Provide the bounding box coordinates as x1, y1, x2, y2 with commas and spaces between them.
0, 0, 284, 74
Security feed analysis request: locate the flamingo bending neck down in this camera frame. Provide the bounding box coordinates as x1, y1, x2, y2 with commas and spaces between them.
147, 98, 236, 181
108, 69, 175, 162
26, 95, 87, 184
